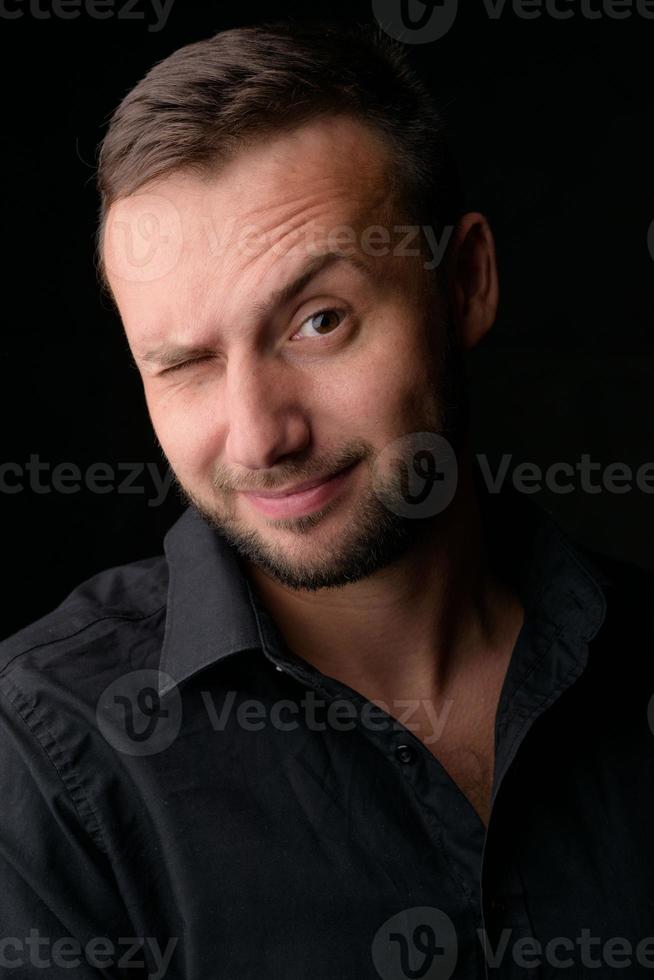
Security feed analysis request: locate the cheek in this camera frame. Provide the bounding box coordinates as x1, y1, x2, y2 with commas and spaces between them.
332, 323, 431, 433
146, 391, 223, 478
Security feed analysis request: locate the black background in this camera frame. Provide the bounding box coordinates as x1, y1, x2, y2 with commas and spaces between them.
1, 0, 652, 638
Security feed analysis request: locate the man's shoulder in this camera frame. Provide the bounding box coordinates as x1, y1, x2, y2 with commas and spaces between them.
0, 552, 169, 691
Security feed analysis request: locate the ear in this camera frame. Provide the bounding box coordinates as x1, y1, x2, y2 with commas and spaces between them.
445, 212, 499, 351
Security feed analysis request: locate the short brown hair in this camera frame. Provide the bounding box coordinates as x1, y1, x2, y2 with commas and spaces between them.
94, 18, 463, 297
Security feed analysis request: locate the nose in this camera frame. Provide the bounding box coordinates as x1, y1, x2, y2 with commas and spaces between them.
223, 356, 310, 472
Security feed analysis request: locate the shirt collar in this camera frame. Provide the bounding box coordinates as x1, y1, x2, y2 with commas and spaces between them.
157, 505, 262, 696
473, 461, 608, 643
157, 464, 608, 698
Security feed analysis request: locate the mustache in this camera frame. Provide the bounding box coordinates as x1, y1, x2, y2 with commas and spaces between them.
211, 448, 369, 495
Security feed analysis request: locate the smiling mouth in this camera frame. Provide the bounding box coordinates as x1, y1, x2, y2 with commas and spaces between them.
240, 462, 359, 519
242, 464, 355, 499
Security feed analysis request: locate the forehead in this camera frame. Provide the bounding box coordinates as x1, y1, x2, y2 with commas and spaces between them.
105, 115, 398, 261
213, 113, 398, 209
103, 115, 404, 340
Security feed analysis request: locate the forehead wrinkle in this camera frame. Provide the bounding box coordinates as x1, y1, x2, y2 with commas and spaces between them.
195, 180, 398, 307
237, 171, 345, 218
234, 188, 365, 244
236, 188, 399, 273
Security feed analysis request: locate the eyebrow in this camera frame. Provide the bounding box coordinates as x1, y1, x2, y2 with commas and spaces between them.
137, 250, 373, 369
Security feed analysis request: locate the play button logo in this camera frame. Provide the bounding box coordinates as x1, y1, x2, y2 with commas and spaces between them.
372, 0, 459, 43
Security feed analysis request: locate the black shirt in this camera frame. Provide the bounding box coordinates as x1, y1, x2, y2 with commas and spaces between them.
1, 477, 654, 979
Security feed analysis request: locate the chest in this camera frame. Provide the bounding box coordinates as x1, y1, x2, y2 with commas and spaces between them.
430, 740, 494, 827
407, 696, 498, 827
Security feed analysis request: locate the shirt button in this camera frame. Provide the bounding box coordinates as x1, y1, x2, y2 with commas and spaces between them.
395, 743, 416, 764
275, 665, 284, 672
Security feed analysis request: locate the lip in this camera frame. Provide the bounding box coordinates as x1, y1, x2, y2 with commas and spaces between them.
241, 462, 358, 519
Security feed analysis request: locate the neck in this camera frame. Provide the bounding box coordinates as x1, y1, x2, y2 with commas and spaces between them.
245, 452, 524, 707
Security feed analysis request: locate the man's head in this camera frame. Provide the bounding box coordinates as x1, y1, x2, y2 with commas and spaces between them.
97, 20, 499, 592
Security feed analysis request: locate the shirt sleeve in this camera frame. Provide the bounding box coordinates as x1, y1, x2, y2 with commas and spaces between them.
0, 675, 149, 980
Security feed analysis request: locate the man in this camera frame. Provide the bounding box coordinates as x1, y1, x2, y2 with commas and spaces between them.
1, 18, 653, 980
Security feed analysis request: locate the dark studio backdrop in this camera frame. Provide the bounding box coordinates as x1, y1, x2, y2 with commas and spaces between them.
1, 0, 652, 639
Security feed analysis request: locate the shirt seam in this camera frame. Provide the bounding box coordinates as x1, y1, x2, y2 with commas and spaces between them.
0, 604, 167, 679
0, 677, 110, 855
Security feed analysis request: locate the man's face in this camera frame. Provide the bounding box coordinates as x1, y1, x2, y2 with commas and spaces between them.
104, 114, 463, 591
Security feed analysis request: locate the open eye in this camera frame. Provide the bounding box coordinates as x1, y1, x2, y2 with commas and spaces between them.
292, 308, 345, 340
